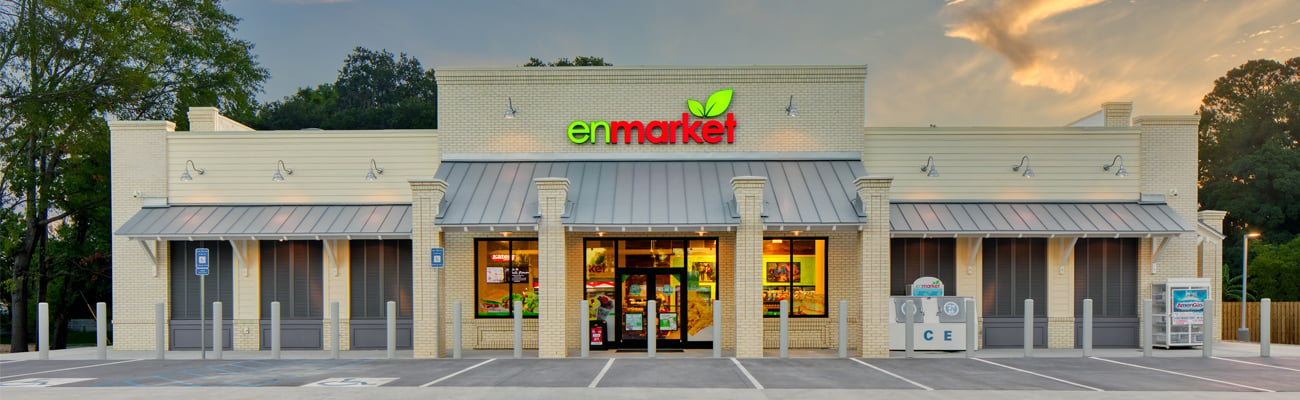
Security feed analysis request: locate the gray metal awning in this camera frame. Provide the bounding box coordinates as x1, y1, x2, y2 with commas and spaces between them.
116, 204, 412, 240
434, 160, 867, 232
889, 202, 1193, 237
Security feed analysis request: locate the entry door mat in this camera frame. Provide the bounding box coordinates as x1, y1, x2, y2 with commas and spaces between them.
616, 348, 685, 353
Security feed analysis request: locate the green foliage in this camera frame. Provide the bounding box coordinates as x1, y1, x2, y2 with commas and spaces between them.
1198, 57, 1300, 267
1245, 236, 1300, 301
253, 47, 436, 130
1, 0, 265, 351
523, 56, 612, 67
1221, 264, 1254, 302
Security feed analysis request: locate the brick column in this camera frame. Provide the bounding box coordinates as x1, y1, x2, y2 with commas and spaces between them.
535, 178, 570, 358
855, 176, 892, 357
1134, 115, 1199, 346
1200, 210, 1228, 341
731, 176, 766, 358
1046, 238, 1075, 348
322, 239, 350, 350
232, 240, 261, 350
109, 120, 174, 350
410, 178, 448, 358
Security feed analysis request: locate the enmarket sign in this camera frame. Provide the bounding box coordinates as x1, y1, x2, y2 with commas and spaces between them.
567, 89, 737, 145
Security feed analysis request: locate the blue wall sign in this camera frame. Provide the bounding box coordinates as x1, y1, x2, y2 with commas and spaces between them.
430, 247, 444, 268
195, 248, 210, 276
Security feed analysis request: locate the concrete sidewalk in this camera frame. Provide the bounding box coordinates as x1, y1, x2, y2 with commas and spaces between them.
3, 340, 1294, 361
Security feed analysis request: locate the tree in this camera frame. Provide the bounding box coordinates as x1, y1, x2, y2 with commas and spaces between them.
1198, 57, 1300, 277
524, 56, 612, 67
1244, 236, 1300, 301
0, 0, 266, 352
254, 47, 436, 130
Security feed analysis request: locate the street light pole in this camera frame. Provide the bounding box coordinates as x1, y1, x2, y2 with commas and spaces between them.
1238, 233, 1260, 341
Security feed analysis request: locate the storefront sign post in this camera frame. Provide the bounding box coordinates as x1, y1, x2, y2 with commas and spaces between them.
965, 298, 976, 357
1143, 299, 1153, 357
648, 299, 657, 358
1261, 299, 1271, 357
452, 301, 463, 359
386, 301, 396, 359
838, 300, 848, 358
1082, 298, 1093, 357
779, 300, 789, 358
196, 247, 209, 360
513, 300, 523, 359
580, 300, 590, 358
713, 300, 722, 358
904, 299, 916, 358
1024, 299, 1033, 357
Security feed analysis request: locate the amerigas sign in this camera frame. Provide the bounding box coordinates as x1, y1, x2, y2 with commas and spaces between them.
567, 89, 737, 145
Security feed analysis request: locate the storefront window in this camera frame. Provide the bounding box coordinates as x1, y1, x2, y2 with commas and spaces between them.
585, 238, 718, 342
585, 240, 617, 322
762, 238, 827, 317
619, 239, 684, 268
476, 239, 538, 317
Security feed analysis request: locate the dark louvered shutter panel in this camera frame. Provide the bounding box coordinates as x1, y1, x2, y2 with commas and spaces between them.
170, 241, 234, 319
891, 239, 957, 296
1074, 239, 1138, 318
260, 241, 324, 320
983, 239, 1046, 317
396, 240, 414, 317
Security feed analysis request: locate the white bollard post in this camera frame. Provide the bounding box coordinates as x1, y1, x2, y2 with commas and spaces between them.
1024, 299, 1033, 357
779, 300, 789, 358
904, 299, 916, 358
513, 300, 523, 359
1143, 299, 1153, 358
213, 301, 223, 359
387, 301, 396, 360
453, 302, 463, 359
155, 302, 166, 360
965, 298, 976, 357
1203, 300, 1214, 358
838, 300, 848, 358
330, 301, 340, 359
271, 301, 281, 359
1261, 299, 1271, 358
1082, 298, 1093, 357
713, 300, 722, 358
97, 302, 108, 360
580, 300, 590, 358
38, 302, 49, 360
648, 300, 657, 358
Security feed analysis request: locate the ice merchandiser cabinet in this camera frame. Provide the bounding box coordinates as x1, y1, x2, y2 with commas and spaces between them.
888, 277, 973, 351
1152, 278, 1211, 348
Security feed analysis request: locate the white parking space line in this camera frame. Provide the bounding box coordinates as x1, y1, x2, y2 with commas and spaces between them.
1212, 357, 1300, 373
972, 358, 1103, 391
419, 358, 495, 387
1091, 357, 1275, 393
587, 359, 615, 388
0, 359, 141, 380
850, 358, 933, 391
730, 358, 764, 390
0, 360, 24, 364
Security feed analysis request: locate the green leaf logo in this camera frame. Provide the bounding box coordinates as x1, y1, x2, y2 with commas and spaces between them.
685, 89, 734, 118
687, 99, 705, 118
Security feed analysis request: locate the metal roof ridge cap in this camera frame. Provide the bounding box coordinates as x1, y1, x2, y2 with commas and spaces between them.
441, 151, 862, 162
888, 199, 1150, 204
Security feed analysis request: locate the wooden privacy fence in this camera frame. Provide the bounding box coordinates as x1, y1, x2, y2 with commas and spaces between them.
1222, 302, 1300, 344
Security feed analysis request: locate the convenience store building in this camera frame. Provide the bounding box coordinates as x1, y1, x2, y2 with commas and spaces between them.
109, 65, 1226, 357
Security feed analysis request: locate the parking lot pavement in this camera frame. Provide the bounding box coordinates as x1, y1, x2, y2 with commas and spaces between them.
430, 359, 608, 387
596, 358, 753, 389
1089, 357, 1296, 392
866, 357, 1086, 390
985, 357, 1250, 392
736, 358, 920, 389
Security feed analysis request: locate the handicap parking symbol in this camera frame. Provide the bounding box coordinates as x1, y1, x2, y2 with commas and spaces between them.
302, 377, 397, 387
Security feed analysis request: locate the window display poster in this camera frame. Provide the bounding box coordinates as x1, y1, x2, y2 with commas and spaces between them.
485, 267, 505, 283
509, 266, 530, 283
626, 313, 644, 331
660, 312, 679, 331
1171, 288, 1207, 325
765, 262, 799, 283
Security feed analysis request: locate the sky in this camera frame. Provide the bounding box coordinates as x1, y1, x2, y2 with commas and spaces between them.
225, 0, 1299, 126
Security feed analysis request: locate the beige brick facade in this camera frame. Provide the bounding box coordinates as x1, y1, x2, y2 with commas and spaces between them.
107, 66, 1218, 358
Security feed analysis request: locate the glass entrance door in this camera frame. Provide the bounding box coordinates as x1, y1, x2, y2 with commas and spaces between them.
617, 272, 685, 349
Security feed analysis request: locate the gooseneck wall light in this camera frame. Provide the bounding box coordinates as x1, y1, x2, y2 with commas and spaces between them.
180, 160, 205, 182
920, 156, 939, 177
785, 95, 798, 117
1012, 156, 1035, 178
504, 97, 517, 119
365, 159, 384, 181
272, 160, 294, 182
1103, 155, 1129, 177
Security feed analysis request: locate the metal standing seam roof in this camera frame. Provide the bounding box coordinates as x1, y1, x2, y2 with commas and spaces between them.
889, 202, 1193, 237
115, 204, 412, 240
433, 160, 869, 231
